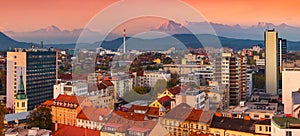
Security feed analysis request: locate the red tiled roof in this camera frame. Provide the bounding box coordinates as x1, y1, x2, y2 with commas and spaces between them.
52, 124, 100, 136
76, 106, 112, 122
137, 71, 144, 76
186, 109, 203, 122
40, 100, 54, 108
168, 86, 181, 95
55, 94, 86, 105
158, 96, 173, 104
58, 74, 72, 80
105, 122, 123, 128
102, 80, 113, 86
97, 80, 114, 90
103, 112, 157, 133
114, 111, 147, 121
146, 107, 159, 117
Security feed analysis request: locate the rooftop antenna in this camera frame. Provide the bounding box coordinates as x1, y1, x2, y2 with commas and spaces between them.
41, 41, 44, 48
123, 28, 126, 53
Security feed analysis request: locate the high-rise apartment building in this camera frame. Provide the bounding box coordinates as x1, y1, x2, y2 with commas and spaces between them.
229, 55, 247, 105
265, 29, 278, 95
214, 53, 247, 105
7, 48, 58, 110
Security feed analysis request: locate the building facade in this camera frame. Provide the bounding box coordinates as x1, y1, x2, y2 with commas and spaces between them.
175, 90, 205, 110
282, 68, 300, 115
53, 80, 88, 98
133, 70, 171, 87
265, 29, 278, 95
14, 72, 28, 113
51, 94, 91, 126
271, 117, 300, 136
7, 48, 57, 110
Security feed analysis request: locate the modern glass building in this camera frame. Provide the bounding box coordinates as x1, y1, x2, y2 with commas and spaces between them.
278, 38, 287, 72
7, 48, 57, 111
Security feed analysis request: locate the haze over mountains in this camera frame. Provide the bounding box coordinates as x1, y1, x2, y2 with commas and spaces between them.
4, 21, 300, 44
1, 21, 300, 51
154, 21, 300, 41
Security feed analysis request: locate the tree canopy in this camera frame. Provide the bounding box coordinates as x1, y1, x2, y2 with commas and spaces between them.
27, 107, 52, 129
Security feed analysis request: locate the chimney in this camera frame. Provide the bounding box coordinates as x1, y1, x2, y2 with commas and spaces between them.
97, 75, 102, 83
55, 122, 58, 131
214, 112, 222, 117
40, 41, 44, 48
244, 116, 251, 121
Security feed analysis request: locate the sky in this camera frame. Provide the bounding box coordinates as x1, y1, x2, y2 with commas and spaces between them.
0, 0, 299, 32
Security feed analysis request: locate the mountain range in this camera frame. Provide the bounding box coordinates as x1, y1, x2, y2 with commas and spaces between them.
4, 21, 300, 44
2, 31, 300, 51
154, 21, 300, 41
1, 21, 300, 51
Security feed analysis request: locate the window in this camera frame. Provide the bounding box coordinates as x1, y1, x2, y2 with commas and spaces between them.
22, 102, 25, 107
265, 126, 268, 132
286, 131, 292, 136
254, 114, 259, 118
259, 126, 262, 131
265, 115, 270, 118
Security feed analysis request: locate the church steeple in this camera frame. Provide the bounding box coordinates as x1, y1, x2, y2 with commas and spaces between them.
14, 69, 28, 113
15, 71, 26, 99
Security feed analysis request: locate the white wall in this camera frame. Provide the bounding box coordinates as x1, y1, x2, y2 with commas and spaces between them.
282, 69, 300, 114
272, 122, 300, 136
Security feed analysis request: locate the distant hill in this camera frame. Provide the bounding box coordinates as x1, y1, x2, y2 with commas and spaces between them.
1, 32, 300, 51
0, 32, 32, 50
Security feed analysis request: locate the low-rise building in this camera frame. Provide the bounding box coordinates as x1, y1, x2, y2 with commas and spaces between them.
272, 117, 300, 136
76, 106, 112, 130
175, 90, 205, 109
53, 124, 100, 136
256, 59, 265, 66
160, 103, 213, 135
133, 70, 171, 87
105, 73, 134, 98
53, 80, 88, 98
101, 112, 158, 136
210, 115, 271, 136
51, 94, 92, 126
5, 127, 52, 136
292, 91, 300, 119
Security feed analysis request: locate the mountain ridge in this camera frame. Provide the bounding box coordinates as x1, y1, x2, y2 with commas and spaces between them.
1, 31, 300, 51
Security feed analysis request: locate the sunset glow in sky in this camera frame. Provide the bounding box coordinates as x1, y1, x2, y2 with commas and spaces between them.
1, 0, 299, 32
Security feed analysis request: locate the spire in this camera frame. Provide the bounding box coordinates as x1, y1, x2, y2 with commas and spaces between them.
18, 70, 24, 92
16, 69, 26, 99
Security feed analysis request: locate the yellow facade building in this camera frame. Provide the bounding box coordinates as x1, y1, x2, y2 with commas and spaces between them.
160, 103, 213, 136
210, 115, 271, 136
51, 94, 91, 126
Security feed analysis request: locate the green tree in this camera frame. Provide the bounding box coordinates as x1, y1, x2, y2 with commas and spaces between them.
152, 79, 167, 97
167, 79, 180, 88
253, 74, 265, 89
133, 86, 150, 95
0, 103, 6, 136
27, 107, 52, 129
